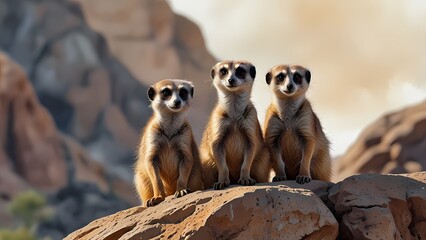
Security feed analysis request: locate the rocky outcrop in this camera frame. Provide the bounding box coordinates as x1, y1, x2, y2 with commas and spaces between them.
329, 172, 426, 239
0, 51, 133, 238
65, 181, 338, 240
335, 101, 426, 181
0, 52, 67, 191
75, 0, 217, 142
66, 172, 426, 240
0, 0, 150, 181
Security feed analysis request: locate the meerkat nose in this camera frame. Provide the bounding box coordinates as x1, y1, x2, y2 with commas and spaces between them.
228, 78, 236, 85
174, 99, 181, 107
287, 84, 294, 91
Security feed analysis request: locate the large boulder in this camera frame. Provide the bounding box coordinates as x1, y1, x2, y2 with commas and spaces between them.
335, 101, 426, 181
65, 181, 338, 240
66, 172, 426, 240
329, 172, 426, 239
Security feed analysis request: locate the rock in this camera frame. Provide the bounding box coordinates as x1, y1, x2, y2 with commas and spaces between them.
335, 101, 426, 181
0, 0, 151, 182
0, 52, 68, 191
0, 51, 137, 238
65, 181, 338, 240
329, 172, 426, 239
66, 173, 426, 239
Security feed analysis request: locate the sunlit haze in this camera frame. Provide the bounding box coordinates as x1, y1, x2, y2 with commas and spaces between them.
168, 0, 426, 156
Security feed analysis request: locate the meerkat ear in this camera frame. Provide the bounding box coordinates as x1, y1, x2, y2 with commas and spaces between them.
190, 86, 194, 98
147, 86, 155, 101
266, 71, 272, 85
210, 68, 215, 79
305, 70, 311, 84
250, 66, 256, 79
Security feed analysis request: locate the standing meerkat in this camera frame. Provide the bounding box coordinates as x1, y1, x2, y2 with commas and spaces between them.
134, 79, 203, 207
264, 64, 331, 184
200, 60, 270, 190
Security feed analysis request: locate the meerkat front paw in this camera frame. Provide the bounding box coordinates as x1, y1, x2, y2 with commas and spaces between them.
238, 177, 256, 186
272, 175, 287, 182
146, 196, 164, 207
174, 188, 192, 198
213, 181, 230, 190
296, 175, 312, 184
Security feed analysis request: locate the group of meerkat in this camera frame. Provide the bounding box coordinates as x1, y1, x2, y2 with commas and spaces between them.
134, 60, 331, 207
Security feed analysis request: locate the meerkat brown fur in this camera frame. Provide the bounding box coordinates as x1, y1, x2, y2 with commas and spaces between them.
264, 65, 331, 184
134, 79, 203, 207
200, 60, 270, 190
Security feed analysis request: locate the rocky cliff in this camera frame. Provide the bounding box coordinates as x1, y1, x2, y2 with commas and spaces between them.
335, 101, 426, 181
0, 52, 133, 239
66, 172, 426, 240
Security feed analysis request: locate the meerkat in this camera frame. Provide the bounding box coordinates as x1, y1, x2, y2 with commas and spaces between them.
200, 60, 271, 190
264, 64, 331, 184
134, 79, 203, 207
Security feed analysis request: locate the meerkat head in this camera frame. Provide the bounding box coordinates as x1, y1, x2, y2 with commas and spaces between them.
147, 79, 194, 114
265, 64, 311, 99
210, 60, 256, 94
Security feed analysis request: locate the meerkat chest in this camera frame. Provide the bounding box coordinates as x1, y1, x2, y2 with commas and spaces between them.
156, 137, 184, 178
222, 120, 247, 161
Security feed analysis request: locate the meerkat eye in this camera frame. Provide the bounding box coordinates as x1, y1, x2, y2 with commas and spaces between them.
276, 73, 286, 82
179, 88, 189, 101
219, 68, 228, 77
293, 73, 302, 85
235, 67, 246, 79
161, 88, 172, 98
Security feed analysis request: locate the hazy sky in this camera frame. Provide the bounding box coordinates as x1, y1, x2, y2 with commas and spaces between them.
168, 0, 426, 156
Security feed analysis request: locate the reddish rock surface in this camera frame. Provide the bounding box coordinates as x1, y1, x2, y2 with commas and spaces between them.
66, 172, 426, 240
335, 101, 426, 181
0, 51, 134, 237
0, 52, 67, 191
65, 181, 338, 240
329, 172, 426, 239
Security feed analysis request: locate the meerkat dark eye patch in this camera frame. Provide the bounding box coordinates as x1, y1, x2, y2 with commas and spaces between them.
179, 88, 189, 101
293, 73, 302, 85
219, 67, 228, 78
235, 67, 246, 79
161, 88, 172, 99
305, 70, 311, 84
276, 73, 286, 82
148, 87, 155, 101
250, 66, 256, 79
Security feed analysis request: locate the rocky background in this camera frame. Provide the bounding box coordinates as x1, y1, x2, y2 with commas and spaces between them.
0, 0, 425, 239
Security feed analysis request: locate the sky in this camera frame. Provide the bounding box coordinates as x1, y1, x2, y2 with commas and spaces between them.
167, 0, 426, 156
